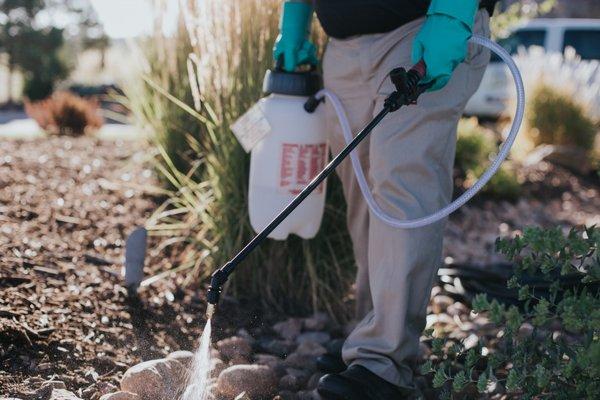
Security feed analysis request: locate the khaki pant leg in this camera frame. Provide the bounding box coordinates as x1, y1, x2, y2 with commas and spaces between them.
342, 11, 491, 388
323, 38, 376, 319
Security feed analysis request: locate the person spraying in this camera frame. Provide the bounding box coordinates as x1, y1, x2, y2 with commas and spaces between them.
272, 1, 497, 398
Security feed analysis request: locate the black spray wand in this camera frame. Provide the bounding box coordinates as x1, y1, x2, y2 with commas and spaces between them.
206, 61, 429, 319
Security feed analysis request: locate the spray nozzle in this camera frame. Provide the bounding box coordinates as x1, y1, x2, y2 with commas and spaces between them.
205, 267, 230, 319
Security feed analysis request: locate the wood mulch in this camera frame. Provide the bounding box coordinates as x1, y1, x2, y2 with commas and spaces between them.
1, 136, 598, 398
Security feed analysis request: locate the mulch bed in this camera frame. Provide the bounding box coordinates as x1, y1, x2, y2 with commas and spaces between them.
1, 136, 598, 398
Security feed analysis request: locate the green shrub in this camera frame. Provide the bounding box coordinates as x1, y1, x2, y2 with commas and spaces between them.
455, 118, 521, 200
23, 77, 54, 101
423, 226, 600, 399
527, 84, 597, 150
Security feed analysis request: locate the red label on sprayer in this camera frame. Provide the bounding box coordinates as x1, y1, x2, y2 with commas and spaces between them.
280, 143, 328, 195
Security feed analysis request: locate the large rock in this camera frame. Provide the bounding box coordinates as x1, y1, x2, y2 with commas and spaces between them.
306, 372, 324, 390
257, 338, 296, 358
273, 319, 303, 341
296, 332, 330, 346
279, 368, 310, 391
302, 313, 330, 331
120, 358, 185, 399
254, 353, 286, 377
166, 350, 195, 368
295, 341, 326, 357
283, 352, 317, 372
49, 390, 82, 400
99, 392, 140, 400
216, 336, 252, 362
216, 364, 278, 398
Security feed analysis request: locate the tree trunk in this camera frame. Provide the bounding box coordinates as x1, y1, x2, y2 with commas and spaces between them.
5, 61, 13, 105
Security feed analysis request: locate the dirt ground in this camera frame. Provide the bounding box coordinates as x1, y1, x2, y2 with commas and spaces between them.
0, 137, 213, 397
1, 136, 599, 398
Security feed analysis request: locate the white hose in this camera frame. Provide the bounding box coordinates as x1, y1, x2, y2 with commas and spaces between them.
315, 34, 525, 229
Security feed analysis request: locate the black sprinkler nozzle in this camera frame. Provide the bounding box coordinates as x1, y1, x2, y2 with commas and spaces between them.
205, 267, 230, 319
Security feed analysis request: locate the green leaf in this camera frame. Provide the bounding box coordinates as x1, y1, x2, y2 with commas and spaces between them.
439, 388, 451, 400
452, 371, 468, 392
477, 372, 488, 393
420, 360, 433, 375
472, 293, 490, 312
432, 338, 445, 355
466, 349, 479, 368
533, 364, 550, 389
506, 369, 520, 392
489, 299, 505, 324
518, 285, 530, 301
433, 367, 447, 388
533, 298, 550, 326
505, 305, 524, 335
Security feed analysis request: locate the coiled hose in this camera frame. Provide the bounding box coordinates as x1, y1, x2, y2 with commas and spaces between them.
314, 34, 525, 229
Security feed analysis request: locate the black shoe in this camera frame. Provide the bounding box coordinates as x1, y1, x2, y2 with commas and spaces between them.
317, 353, 347, 374
317, 365, 409, 400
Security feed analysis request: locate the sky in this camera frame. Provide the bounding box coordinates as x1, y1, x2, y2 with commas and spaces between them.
90, 0, 179, 39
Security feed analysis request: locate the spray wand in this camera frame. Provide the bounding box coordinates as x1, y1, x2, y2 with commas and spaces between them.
205, 62, 429, 319
205, 35, 526, 319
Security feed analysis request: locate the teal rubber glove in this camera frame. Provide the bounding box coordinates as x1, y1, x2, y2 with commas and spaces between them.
273, 1, 318, 72
411, 0, 478, 91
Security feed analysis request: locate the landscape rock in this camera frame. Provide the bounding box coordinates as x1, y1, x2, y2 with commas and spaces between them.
49, 389, 82, 400
302, 313, 330, 331
274, 391, 297, 400
216, 336, 253, 362
279, 374, 303, 392
210, 358, 226, 378
236, 329, 256, 345
279, 368, 310, 391
296, 390, 319, 400
296, 332, 330, 346
446, 302, 468, 317
430, 295, 454, 314
166, 350, 195, 368
120, 358, 184, 399
99, 392, 140, 400
234, 392, 251, 400
283, 352, 317, 371
216, 364, 278, 398
254, 354, 286, 377
257, 338, 296, 357
273, 318, 303, 341
295, 341, 326, 357
306, 372, 324, 390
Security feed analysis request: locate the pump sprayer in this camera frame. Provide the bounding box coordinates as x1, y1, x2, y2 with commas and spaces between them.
206, 35, 525, 318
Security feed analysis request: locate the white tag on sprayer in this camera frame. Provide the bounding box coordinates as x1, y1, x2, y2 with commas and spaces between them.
231, 102, 272, 152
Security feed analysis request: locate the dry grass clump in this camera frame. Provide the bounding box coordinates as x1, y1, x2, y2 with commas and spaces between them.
126, 0, 353, 319
526, 84, 597, 150
509, 47, 600, 170
25, 92, 103, 136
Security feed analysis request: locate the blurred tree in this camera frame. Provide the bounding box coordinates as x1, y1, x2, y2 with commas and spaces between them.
0, 0, 108, 101
0, 0, 69, 100
493, 0, 557, 38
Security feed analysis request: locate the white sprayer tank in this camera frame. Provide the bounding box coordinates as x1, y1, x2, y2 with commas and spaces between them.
248, 70, 328, 240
